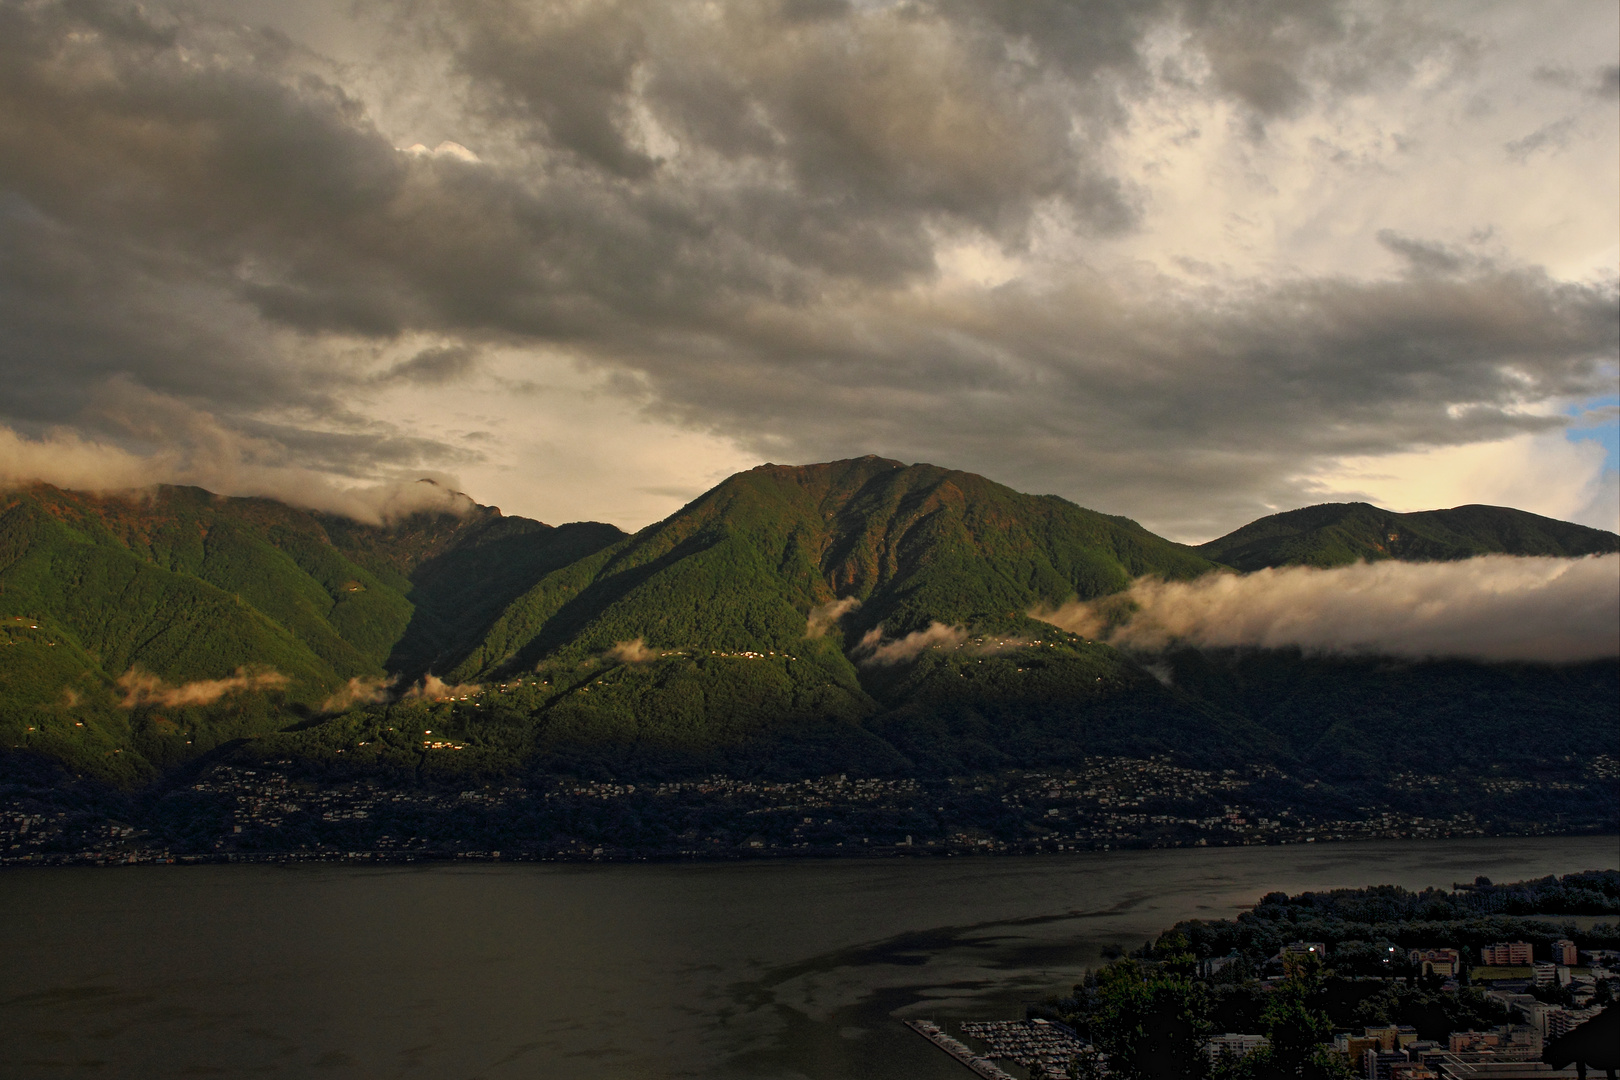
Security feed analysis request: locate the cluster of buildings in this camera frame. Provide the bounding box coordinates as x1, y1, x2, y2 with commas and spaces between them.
1215, 940, 1617, 1080
929, 934, 1615, 1080
991, 760, 1504, 849
1332, 1012, 1607, 1079
555, 771, 921, 805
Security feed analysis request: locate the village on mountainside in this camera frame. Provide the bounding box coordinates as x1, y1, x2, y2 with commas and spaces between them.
4, 754, 1615, 865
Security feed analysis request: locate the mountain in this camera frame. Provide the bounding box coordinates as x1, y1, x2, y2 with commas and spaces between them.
412, 457, 1252, 775
1196, 501, 1620, 572
445, 456, 1215, 676
0, 461, 1615, 789
0, 482, 624, 779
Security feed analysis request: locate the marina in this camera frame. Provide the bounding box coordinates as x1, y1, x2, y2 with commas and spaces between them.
905, 1021, 1020, 1080
959, 1019, 1091, 1080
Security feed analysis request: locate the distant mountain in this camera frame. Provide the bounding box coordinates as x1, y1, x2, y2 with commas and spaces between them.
1, 463, 1614, 788
1197, 501, 1619, 572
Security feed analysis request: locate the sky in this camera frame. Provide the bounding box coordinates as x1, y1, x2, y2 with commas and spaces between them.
0, 0, 1615, 539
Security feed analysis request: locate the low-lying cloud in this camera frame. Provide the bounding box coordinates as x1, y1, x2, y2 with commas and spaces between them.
1033, 555, 1620, 664
402, 675, 483, 701
117, 667, 289, 708
855, 622, 969, 665
320, 675, 397, 713
605, 638, 661, 664
805, 597, 862, 638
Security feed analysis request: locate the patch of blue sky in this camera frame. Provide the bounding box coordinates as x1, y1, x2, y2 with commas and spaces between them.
1565, 393, 1620, 469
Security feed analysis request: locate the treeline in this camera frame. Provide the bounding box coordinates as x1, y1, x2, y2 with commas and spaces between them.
1168, 872, 1620, 968
1248, 871, 1620, 921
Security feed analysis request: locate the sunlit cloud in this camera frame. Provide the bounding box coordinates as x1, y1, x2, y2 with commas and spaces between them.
1033, 555, 1620, 664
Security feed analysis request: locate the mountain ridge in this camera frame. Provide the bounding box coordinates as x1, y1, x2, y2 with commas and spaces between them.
1195, 499, 1618, 571
0, 462, 1615, 787
443, 456, 1220, 682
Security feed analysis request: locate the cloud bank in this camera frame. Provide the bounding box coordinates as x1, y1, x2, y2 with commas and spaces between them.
402, 675, 483, 701
0, 390, 476, 525
320, 676, 397, 713
1033, 556, 1620, 664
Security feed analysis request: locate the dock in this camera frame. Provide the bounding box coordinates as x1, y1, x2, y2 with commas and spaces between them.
904, 1020, 1021, 1080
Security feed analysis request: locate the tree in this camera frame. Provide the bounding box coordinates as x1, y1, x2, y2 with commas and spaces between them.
1089, 958, 1211, 1080
1068, 1044, 1108, 1080
1247, 956, 1351, 1080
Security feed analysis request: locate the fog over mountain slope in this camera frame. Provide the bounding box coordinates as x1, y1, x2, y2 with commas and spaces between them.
1037, 555, 1620, 664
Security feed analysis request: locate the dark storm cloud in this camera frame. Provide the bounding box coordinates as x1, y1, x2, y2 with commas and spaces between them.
444, 0, 1137, 241
618, 251, 1614, 537
951, 0, 1472, 135
0, 0, 1613, 532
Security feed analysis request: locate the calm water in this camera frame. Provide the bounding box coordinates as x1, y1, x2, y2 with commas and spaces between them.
2, 837, 1615, 1079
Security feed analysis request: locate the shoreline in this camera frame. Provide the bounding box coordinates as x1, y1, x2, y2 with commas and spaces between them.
7, 828, 1617, 869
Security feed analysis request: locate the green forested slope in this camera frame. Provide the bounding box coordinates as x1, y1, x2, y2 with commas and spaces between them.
450, 457, 1216, 678
393, 457, 1241, 770
0, 483, 623, 778
2, 464, 1614, 789
0, 489, 356, 692
1197, 501, 1620, 571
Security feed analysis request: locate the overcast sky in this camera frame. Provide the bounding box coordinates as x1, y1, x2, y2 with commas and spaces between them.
1, 0, 1615, 538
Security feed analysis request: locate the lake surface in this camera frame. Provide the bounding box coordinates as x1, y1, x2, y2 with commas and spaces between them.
2, 836, 1615, 1079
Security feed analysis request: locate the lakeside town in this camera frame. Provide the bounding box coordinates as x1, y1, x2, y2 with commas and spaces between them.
3, 754, 1614, 865
916, 931, 1620, 1080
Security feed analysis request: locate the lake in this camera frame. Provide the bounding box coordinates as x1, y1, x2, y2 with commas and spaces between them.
2, 836, 1615, 1079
